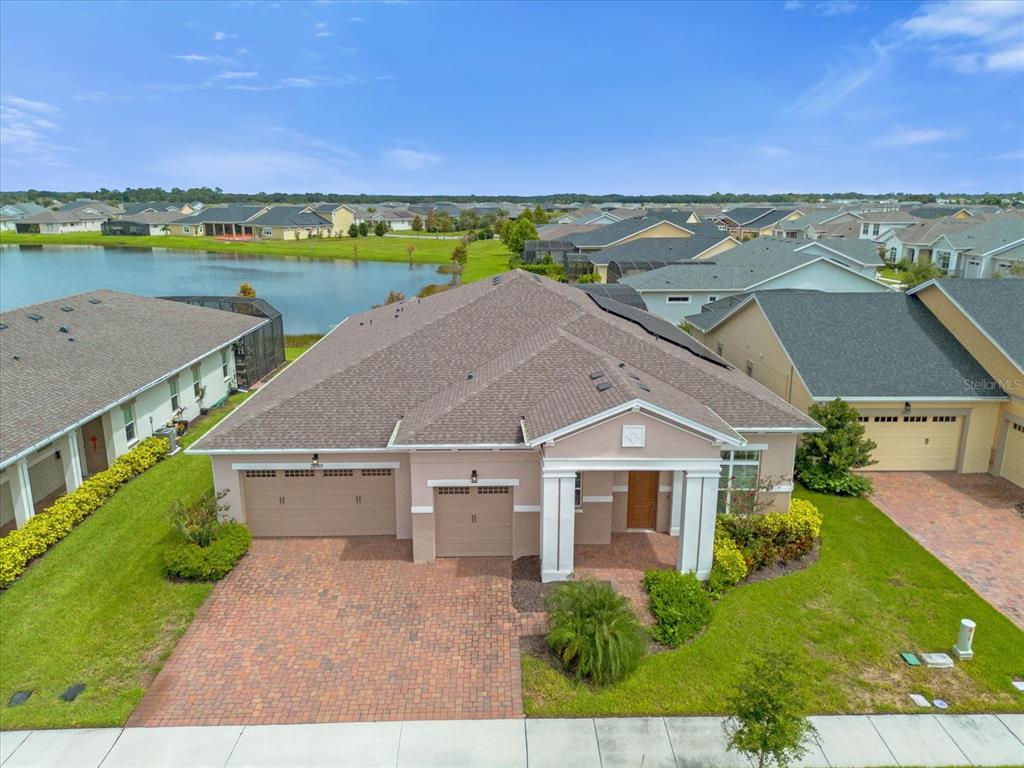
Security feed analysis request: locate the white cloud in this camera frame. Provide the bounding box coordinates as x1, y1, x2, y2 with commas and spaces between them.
350, 15, 364, 22
758, 145, 791, 157
788, 40, 890, 115
815, 1, 861, 16
213, 71, 259, 80
2, 95, 60, 115
211, 31, 236, 41
382, 148, 441, 171
0, 95, 69, 168
901, 0, 1024, 73
280, 77, 314, 88
314, 21, 332, 38
783, 1, 803, 9
875, 127, 958, 147
73, 91, 111, 102
172, 53, 236, 65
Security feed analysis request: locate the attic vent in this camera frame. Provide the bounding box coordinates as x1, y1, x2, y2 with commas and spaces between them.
59, 326, 70, 333
637, 382, 651, 392
87, 298, 101, 305
60, 306, 73, 312
596, 381, 612, 392
0, 323, 6, 330
589, 371, 604, 380
491, 275, 503, 285
27, 313, 42, 321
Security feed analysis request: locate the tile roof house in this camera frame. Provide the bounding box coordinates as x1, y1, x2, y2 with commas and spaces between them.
621, 237, 891, 322
0, 291, 272, 534
190, 271, 819, 581
689, 287, 1018, 479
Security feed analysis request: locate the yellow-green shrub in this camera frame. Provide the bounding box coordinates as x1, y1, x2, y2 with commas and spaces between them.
0, 436, 169, 588
712, 526, 748, 587
760, 498, 823, 548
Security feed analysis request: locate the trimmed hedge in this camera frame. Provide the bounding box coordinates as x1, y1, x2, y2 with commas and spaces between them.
720, 498, 823, 572
641, 570, 713, 647
0, 437, 169, 588
709, 525, 748, 595
163, 523, 251, 581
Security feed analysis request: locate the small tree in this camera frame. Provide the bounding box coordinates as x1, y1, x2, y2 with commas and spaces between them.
501, 217, 539, 257
895, 257, 943, 287
725, 651, 817, 768
795, 398, 876, 496
412, 214, 423, 232
1007, 261, 1024, 277
357, 221, 369, 237
237, 282, 256, 298
374, 220, 387, 237
407, 243, 416, 265
450, 243, 468, 268
384, 290, 405, 305
347, 222, 359, 238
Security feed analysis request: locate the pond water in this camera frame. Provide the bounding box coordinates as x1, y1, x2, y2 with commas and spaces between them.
0, 245, 447, 334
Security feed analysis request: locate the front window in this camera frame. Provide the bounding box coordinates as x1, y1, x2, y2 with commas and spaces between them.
718, 449, 761, 513
191, 365, 201, 398
872, 224, 880, 236
262, 227, 273, 236
862, 224, 870, 235
169, 377, 180, 411
122, 403, 136, 443
221, 348, 230, 379
182, 225, 190, 234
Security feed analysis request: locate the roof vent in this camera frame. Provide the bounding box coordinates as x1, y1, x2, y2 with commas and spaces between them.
60, 306, 73, 312
12, 354, 20, 360
589, 371, 604, 380
27, 313, 42, 322
467, 373, 474, 380
68, 337, 75, 342
0, 323, 6, 330
87, 298, 101, 305
596, 381, 612, 392
637, 382, 651, 392
59, 326, 70, 333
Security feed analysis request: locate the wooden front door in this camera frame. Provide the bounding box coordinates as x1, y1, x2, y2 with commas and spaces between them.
626, 471, 659, 529
81, 416, 108, 477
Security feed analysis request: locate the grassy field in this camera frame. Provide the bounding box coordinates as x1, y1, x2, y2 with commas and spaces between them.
523, 487, 1024, 717
0, 231, 512, 283
0, 394, 248, 730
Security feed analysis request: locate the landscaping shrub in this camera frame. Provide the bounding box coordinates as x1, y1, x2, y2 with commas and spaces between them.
642, 570, 713, 647
717, 498, 823, 575
169, 489, 228, 547
545, 579, 646, 686
0, 437, 169, 588
797, 465, 874, 497
163, 522, 251, 581
795, 398, 876, 497
709, 526, 748, 596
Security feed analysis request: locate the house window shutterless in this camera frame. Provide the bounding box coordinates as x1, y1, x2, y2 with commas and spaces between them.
169, 377, 180, 411
221, 348, 230, 379
191, 365, 201, 398
718, 449, 761, 513
122, 403, 136, 443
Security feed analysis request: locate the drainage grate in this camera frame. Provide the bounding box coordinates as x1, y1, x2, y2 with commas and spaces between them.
60, 683, 86, 702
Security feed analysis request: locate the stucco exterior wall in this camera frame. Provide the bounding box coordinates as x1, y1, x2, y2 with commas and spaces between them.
542, 411, 722, 461
617, 221, 694, 245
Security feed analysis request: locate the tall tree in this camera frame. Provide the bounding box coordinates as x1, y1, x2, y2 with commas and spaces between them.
412, 214, 423, 232
450, 243, 468, 267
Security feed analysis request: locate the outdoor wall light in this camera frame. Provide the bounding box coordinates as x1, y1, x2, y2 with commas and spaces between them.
311, 453, 322, 469
903, 402, 912, 415
471, 470, 478, 484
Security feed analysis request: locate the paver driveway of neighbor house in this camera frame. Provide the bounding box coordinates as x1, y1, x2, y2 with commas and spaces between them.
866, 471, 1024, 630
128, 538, 521, 726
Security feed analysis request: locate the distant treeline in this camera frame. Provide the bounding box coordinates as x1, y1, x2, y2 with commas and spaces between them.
1, 187, 1020, 207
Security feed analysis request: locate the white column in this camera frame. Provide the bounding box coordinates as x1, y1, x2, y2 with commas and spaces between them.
678, 470, 722, 579
541, 470, 576, 582
61, 430, 84, 494
695, 473, 721, 580
11, 459, 34, 528
669, 470, 684, 536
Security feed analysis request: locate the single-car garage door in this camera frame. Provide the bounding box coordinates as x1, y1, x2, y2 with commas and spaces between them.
435, 486, 513, 557
1000, 421, 1024, 489
862, 415, 963, 471
242, 468, 396, 537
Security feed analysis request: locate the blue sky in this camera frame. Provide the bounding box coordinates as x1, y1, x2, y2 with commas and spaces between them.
1, 0, 1022, 194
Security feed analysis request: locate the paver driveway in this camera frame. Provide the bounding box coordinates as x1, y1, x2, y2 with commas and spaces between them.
866, 471, 1024, 629
129, 538, 521, 726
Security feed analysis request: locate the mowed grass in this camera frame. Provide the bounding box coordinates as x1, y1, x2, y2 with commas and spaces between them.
0, 231, 512, 282
523, 487, 1024, 717
0, 395, 248, 729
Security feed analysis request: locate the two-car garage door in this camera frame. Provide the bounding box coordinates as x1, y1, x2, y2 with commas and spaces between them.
242, 468, 396, 537
862, 415, 963, 471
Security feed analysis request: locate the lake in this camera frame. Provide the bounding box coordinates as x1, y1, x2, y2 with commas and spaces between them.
0, 245, 447, 334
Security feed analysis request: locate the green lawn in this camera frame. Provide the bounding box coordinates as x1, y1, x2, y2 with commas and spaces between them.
523, 487, 1024, 716
0, 394, 248, 730
878, 268, 905, 283
0, 231, 512, 282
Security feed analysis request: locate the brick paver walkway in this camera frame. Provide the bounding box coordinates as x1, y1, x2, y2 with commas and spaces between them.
576, 532, 678, 623
866, 471, 1024, 629
129, 538, 521, 726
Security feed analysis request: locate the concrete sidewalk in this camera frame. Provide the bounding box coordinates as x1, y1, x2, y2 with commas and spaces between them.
1, 714, 1022, 768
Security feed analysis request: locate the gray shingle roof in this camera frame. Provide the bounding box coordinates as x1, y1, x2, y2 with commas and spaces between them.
191, 271, 816, 452
20, 208, 108, 224
751, 291, 1005, 399
918, 279, 1024, 367
797, 238, 885, 266
575, 283, 647, 310
175, 204, 268, 224
0, 291, 266, 467
589, 234, 733, 265
565, 212, 717, 248
942, 218, 1024, 256
250, 206, 332, 228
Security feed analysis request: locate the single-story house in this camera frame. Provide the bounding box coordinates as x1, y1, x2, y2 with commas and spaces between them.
621, 237, 892, 323
907, 279, 1024, 488
595, 234, 740, 284
189, 271, 819, 582
0, 291, 274, 535
168, 204, 335, 240
370, 208, 416, 231
0, 202, 48, 231
719, 208, 803, 239
55, 199, 123, 217
943, 219, 1024, 278
773, 210, 862, 240
15, 207, 108, 234
873, 219, 980, 268
791, 238, 886, 276
120, 201, 184, 217
688, 290, 1014, 478
856, 211, 917, 240
101, 211, 183, 236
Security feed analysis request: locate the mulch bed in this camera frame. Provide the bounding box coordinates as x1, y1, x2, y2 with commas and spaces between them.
743, 541, 820, 585
512, 556, 554, 613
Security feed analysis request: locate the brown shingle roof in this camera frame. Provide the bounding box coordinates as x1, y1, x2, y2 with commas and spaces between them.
192, 272, 815, 453
0, 291, 266, 466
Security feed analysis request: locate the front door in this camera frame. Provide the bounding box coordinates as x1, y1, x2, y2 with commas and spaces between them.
81, 416, 109, 477
626, 471, 659, 529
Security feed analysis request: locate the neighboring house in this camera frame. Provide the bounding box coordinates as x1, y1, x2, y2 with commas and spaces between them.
719, 208, 803, 239
688, 290, 1012, 476
874, 219, 980, 267
534, 222, 602, 240
773, 209, 862, 240
168, 204, 334, 240
101, 211, 183, 236
595, 234, 740, 284
308, 202, 357, 236
622, 237, 891, 322
370, 208, 416, 231
0, 202, 48, 230
56, 199, 123, 217
15, 208, 108, 234
120, 202, 183, 216
856, 210, 917, 240
907, 279, 1024, 488
908, 206, 979, 220
188, 271, 819, 583
554, 207, 621, 226
0, 291, 273, 535
791, 238, 886, 276
944, 219, 1024, 278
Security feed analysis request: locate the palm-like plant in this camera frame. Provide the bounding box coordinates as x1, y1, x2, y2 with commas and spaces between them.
545, 579, 645, 686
